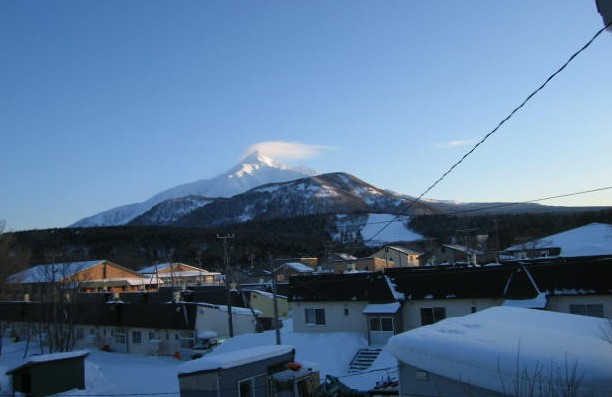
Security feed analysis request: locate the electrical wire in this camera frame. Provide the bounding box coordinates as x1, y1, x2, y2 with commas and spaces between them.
353, 185, 612, 231
366, 21, 612, 244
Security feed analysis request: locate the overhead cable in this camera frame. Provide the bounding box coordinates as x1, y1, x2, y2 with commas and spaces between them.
366, 21, 612, 243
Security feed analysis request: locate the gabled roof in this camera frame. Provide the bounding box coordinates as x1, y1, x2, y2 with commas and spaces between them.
8, 260, 109, 284
289, 272, 396, 303
503, 223, 612, 258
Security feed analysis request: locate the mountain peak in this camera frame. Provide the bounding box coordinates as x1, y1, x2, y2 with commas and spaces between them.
71, 150, 318, 227
241, 151, 276, 167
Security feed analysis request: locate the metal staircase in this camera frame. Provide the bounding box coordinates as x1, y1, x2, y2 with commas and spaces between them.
348, 347, 382, 372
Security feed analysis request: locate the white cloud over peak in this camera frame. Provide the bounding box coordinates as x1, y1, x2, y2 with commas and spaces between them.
241, 141, 331, 161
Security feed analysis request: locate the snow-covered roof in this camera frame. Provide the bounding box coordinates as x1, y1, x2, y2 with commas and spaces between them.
388, 307, 612, 397
334, 253, 357, 260
148, 271, 220, 278
442, 244, 483, 255
178, 344, 294, 375
251, 289, 287, 300
502, 291, 548, 309
386, 245, 422, 255
7, 350, 90, 374
284, 262, 314, 273
139, 263, 217, 275
362, 302, 401, 314
80, 277, 161, 287
190, 302, 260, 316
504, 223, 612, 258
8, 260, 104, 284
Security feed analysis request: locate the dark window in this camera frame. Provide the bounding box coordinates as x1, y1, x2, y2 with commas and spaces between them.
569, 304, 604, 318
305, 308, 325, 325
381, 317, 394, 331
132, 331, 142, 344
369, 317, 381, 331
421, 307, 446, 325
238, 378, 254, 397
369, 317, 394, 332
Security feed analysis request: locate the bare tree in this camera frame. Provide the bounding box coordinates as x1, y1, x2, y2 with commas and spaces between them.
0, 221, 30, 358
34, 253, 82, 354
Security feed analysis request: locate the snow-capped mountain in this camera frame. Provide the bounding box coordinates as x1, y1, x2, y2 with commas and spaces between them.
71, 152, 317, 227
131, 172, 437, 228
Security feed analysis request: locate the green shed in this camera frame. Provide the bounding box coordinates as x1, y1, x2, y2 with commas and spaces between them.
6, 350, 89, 397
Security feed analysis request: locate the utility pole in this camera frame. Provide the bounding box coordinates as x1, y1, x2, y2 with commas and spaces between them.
217, 234, 235, 338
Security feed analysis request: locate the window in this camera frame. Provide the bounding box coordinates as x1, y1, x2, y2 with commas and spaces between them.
238, 378, 254, 397
149, 332, 156, 340
132, 331, 142, 344
421, 307, 446, 325
305, 308, 326, 325
569, 304, 604, 318
369, 317, 394, 332
114, 331, 126, 344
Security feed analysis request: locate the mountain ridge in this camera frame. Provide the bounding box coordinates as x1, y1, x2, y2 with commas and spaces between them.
71, 152, 316, 227
129, 172, 438, 228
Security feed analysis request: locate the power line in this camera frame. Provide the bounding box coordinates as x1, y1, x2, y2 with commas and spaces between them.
357, 185, 612, 231
366, 21, 612, 243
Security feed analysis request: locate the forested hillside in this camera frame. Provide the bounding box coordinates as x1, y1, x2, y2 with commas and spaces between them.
2, 208, 611, 271
408, 208, 612, 251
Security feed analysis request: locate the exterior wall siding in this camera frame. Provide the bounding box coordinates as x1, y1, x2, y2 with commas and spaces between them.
194, 306, 258, 339
546, 295, 612, 320
292, 301, 368, 334
398, 362, 506, 397
401, 298, 504, 331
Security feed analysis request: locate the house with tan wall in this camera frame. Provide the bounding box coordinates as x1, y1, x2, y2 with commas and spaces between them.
139, 262, 221, 288
330, 257, 388, 273
371, 245, 422, 267
7, 260, 160, 300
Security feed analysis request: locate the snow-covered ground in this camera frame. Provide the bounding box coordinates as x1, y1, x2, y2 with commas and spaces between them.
0, 318, 397, 396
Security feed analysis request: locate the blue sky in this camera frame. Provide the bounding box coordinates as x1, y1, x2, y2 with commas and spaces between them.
1, 1, 611, 231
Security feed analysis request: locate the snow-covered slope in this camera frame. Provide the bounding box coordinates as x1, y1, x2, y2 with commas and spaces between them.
166, 173, 436, 229
503, 222, 612, 257
71, 152, 317, 227
332, 213, 423, 246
